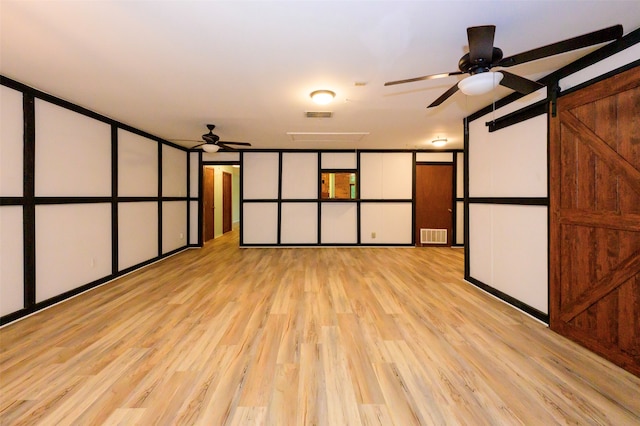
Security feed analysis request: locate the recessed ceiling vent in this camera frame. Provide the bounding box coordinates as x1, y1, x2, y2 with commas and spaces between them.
305, 111, 333, 118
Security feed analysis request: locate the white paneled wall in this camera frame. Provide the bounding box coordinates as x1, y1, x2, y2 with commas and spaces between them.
118, 129, 158, 197
1, 85, 23, 196
467, 92, 548, 315
1, 80, 191, 321
118, 202, 158, 270
0, 206, 24, 316
189, 153, 199, 198
35, 203, 112, 303
321, 152, 356, 169
35, 100, 111, 196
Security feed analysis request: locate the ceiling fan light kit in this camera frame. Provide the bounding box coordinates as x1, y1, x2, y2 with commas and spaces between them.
202, 144, 220, 153
432, 138, 448, 147
310, 90, 336, 105
458, 71, 503, 96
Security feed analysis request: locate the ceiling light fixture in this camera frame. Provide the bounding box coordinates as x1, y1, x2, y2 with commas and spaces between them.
458, 71, 503, 96
432, 137, 447, 147
202, 144, 220, 153
310, 90, 336, 105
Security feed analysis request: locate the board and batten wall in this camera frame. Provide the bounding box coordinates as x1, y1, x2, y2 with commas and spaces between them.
0, 77, 199, 324
240, 150, 464, 246
465, 35, 640, 322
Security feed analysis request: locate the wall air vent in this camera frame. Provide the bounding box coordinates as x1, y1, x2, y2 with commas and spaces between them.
420, 228, 447, 244
305, 111, 333, 118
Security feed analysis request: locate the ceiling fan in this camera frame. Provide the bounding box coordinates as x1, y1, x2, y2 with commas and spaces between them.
384, 24, 623, 108
191, 124, 252, 152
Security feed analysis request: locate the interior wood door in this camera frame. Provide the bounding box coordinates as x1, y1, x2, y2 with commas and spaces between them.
415, 164, 453, 247
222, 171, 232, 234
549, 66, 640, 376
203, 167, 215, 242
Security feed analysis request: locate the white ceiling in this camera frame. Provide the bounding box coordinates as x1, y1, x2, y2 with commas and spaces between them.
2, 1, 638, 151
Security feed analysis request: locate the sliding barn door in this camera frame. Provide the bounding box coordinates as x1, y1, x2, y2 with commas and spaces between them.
549, 66, 640, 376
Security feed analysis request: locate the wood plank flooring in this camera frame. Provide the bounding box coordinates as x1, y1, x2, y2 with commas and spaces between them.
1, 229, 639, 425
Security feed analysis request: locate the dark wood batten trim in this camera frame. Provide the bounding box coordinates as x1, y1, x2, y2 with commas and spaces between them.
465, 276, 549, 323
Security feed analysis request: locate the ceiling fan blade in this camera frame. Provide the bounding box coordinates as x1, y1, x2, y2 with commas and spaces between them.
219, 141, 252, 146
427, 83, 460, 108
217, 142, 238, 151
191, 142, 206, 148
384, 71, 463, 86
468, 25, 496, 64
498, 71, 545, 95
498, 24, 623, 67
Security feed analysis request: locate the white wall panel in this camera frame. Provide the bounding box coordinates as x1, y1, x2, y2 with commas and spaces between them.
468, 204, 493, 286
1, 86, 23, 196
118, 202, 158, 270
560, 44, 640, 92
243, 202, 278, 244
190, 152, 199, 198
416, 152, 453, 162
469, 114, 547, 197
243, 153, 279, 199
35, 100, 111, 196
162, 201, 187, 254
456, 201, 464, 245
0, 206, 23, 315
282, 153, 318, 199
281, 203, 318, 244
492, 205, 548, 313
189, 200, 199, 244
118, 129, 158, 197
456, 152, 464, 199
203, 151, 239, 162
321, 203, 357, 244
36, 203, 111, 303
321, 152, 356, 169
162, 145, 187, 197
468, 203, 548, 313
360, 203, 412, 244
360, 153, 412, 199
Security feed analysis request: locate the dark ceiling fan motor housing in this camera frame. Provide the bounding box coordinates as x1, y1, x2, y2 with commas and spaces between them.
458, 47, 503, 75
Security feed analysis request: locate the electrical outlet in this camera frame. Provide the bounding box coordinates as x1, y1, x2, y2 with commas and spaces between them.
90, 258, 95, 268
371, 232, 376, 239
179, 233, 184, 239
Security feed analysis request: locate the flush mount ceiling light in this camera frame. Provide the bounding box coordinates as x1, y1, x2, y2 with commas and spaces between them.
432, 137, 447, 147
202, 144, 220, 153
458, 71, 504, 96
310, 90, 336, 105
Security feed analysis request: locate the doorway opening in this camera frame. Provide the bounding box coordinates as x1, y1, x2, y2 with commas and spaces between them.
202, 164, 240, 243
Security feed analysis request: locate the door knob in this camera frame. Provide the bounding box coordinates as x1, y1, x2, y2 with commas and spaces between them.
448, 209, 452, 212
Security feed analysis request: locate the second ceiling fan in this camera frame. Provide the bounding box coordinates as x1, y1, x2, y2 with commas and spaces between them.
192, 124, 252, 152
384, 24, 623, 108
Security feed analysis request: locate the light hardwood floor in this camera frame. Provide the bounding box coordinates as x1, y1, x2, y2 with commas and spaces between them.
1, 229, 639, 425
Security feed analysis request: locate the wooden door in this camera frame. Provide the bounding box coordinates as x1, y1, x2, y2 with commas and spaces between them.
203, 167, 215, 242
415, 164, 453, 247
222, 171, 232, 234
549, 66, 640, 376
